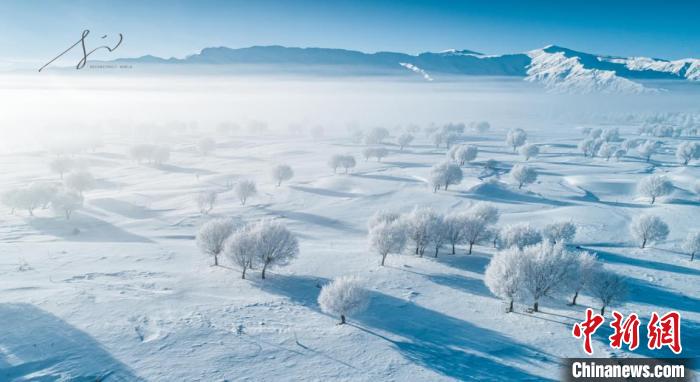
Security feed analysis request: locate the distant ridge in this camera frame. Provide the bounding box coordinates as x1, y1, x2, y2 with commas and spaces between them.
104, 45, 700, 93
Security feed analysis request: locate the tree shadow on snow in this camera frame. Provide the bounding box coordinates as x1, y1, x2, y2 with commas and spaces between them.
462, 182, 574, 207
0, 303, 143, 381
289, 185, 361, 198
28, 213, 154, 243
257, 274, 554, 381
624, 276, 700, 314
90, 198, 172, 219
589, 248, 700, 277
258, 207, 364, 235
157, 164, 215, 175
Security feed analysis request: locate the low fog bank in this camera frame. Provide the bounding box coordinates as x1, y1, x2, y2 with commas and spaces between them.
0, 72, 698, 152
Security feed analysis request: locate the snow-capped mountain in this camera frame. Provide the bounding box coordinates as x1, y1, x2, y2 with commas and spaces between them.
105, 45, 700, 93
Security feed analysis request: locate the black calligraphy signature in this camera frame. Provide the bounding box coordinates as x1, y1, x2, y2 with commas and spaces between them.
39, 29, 123, 72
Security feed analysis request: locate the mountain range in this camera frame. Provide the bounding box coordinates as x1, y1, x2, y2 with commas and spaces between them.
107, 45, 700, 93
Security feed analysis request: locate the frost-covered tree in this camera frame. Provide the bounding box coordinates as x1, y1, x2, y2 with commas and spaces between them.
64, 171, 94, 196
519, 144, 539, 161
271, 164, 294, 186
597, 142, 617, 160
542, 222, 577, 244
129, 144, 156, 164
362, 147, 389, 162
328, 154, 344, 173
49, 157, 75, 179
318, 276, 369, 325
565, 251, 598, 305
340, 155, 356, 174
443, 132, 460, 149
364, 127, 390, 145
519, 242, 577, 312
579, 138, 603, 157
234, 180, 257, 205
429, 216, 448, 257
197, 137, 216, 156
676, 141, 700, 165
224, 225, 257, 278
197, 218, 236, 266
485, 247, 522, 312
448, 145, 478, 166
612, 148, 627, 161
637, 174, 673, 204
586, 268, 627, 316
429, 162, 462, 192
505, 128, 527, 151
630, 214, 669, 248
637, 140, 656, 162
367, 210, 401, 230
510, 164, 537, 189
29, 182, 58, 209
443, 213, 467, 255
1, 187, 42, 216
402, 207, 440, 257
621, 138, 640, 151
251, 219, 299, 279
589, 128, 603, 139
196, 190, 218, 214
472, 202, 500, 225
51, 190, 83, 220
499, 223, 542, 250
682, 231, 700, 261
472, 121, 490, 134
397, 133, 414, 150
601, 128, 620, 142
369, 220, 407, 266
152, 146, 171, 165
461, 215, 492, 254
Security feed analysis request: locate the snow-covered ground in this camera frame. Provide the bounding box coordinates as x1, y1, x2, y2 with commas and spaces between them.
0, 76, 698, 381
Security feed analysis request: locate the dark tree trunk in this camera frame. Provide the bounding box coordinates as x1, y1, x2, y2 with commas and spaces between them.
381, 253, 387, 266
451, 243, 455, 254
571, 291, 579, 306
434, 246, 439, 257
692, 252, 695, 262
533, 301, 539, 312
508, 299, 514, 313
262, 263, 268, 279
601, 305, 606, 316
340, 315, 346, 325
641, 238, 647, 249
213, 254, 218, 266
468, 242, 474, 254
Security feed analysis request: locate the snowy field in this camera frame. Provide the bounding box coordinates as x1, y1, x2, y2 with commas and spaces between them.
0, 75, 699, 381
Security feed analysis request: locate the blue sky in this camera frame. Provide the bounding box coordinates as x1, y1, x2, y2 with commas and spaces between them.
1, 0, 698, 63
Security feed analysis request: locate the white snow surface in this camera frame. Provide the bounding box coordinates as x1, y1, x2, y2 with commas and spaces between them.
0, 79, 699, 381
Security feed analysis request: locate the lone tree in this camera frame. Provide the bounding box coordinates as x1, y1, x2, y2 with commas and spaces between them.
51, 190, 83, 220
318, 276, 370, 325
542, 222, 577, 244
519, 144, 539, 161
340, 155, 356, 174
565, 251, 598, 305
682, 231, 700, 261
505, 128, 527, 152
448, 145, 478, 166
499, 223, 542, 250
637, 174, 673, 204
234, 180, 257, 205
519, 242, 577, 312
403, 207, 440, 257
676, 141, 699, 165
64, 171, 94, 196
369, 220, 407, 266
510, 164, 537, 189
49, 157, 75, 179
196, 190, 218, 214
429, 162, 463, 191
586, 268, 627, 316
224, 225, 257, 278
271, 164, 294, 186
397, 133, 414, 150
252, 220, 299, 279
328, 154, 344, 173
197, 218, 237, 266
636, 140, 656, 162
630, 214, 669, 248
484, 247, 522, 313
